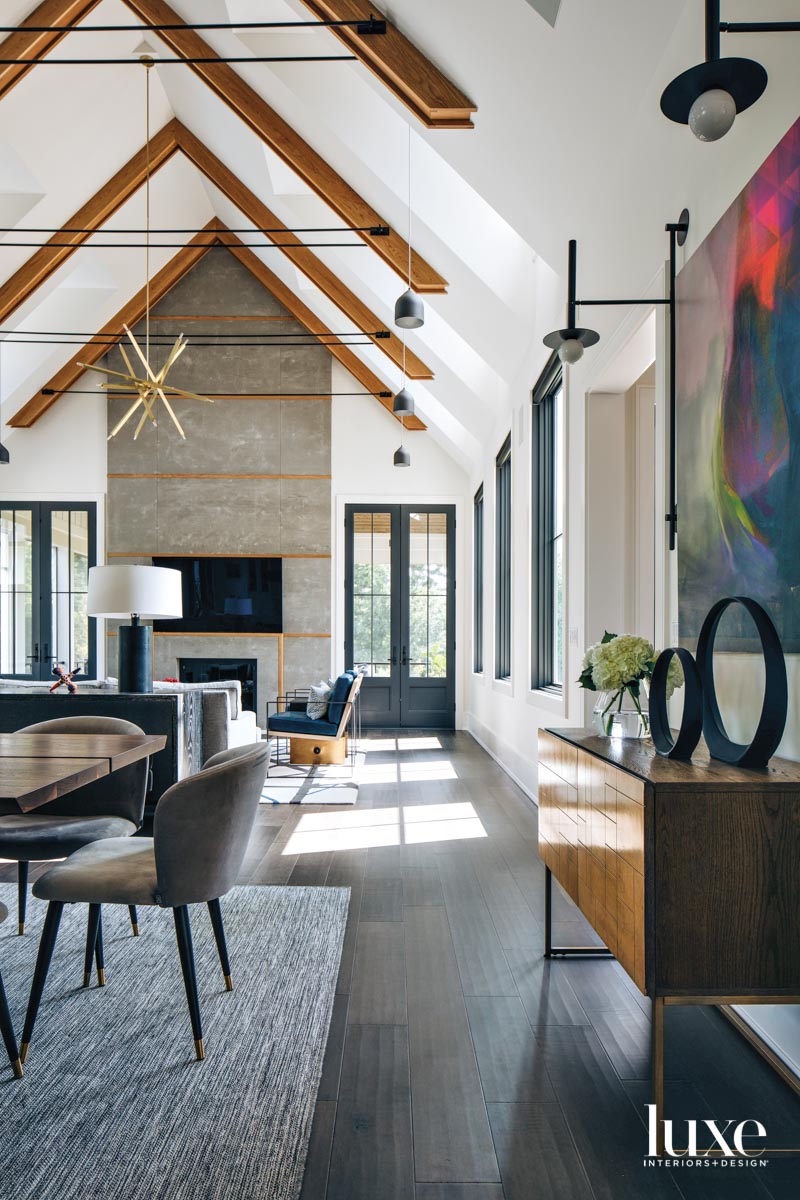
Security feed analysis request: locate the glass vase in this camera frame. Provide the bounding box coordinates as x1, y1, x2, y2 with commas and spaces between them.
592, 684, 650, 739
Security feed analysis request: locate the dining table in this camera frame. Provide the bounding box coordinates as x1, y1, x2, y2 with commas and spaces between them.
0, 733, 167, 812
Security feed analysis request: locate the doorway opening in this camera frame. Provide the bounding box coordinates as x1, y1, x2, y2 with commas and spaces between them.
344, 505, 456, 728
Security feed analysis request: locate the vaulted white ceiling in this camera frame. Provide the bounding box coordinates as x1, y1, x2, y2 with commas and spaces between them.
1, 0, 798, 469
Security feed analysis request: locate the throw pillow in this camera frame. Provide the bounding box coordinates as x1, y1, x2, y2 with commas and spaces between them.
306, 680, 332, 721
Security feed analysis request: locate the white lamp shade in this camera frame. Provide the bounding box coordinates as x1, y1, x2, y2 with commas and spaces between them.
87, 565, 183, 619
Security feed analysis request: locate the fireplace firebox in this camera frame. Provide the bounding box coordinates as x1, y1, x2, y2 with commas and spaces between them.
178, 658, 257, 713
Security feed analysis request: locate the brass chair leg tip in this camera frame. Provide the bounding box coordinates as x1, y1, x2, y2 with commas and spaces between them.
224, 974, 233, 992
82, 971, 91, 988
19, 1043, 29, 1065
131, 924, 140, 937
97, 969, 106, 987
17, 923, 24, 936
12, 1058, 23, 1079
194, 1038, 205, 1061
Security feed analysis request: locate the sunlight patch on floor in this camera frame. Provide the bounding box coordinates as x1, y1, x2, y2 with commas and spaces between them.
282, 800, 486, 855
362, 737, 443, 753
400, 760, 457, 781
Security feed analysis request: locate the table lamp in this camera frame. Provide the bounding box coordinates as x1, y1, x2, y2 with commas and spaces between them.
88, 565, 183, 693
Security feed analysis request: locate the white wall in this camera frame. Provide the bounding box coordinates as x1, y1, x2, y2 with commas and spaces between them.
0, 386, 107, 501
330, 362, 469, 720
464, 46, 800, 796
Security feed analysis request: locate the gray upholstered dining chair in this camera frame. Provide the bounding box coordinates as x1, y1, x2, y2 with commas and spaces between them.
19, 741, 268, 1066
0, 902, 23, 1079
0, 716, 150, 947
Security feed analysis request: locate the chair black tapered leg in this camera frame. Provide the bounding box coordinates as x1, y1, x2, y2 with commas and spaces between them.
0, 968, 23, 1079
83, 904, 102, 987
207, 898, 233, 991
20, 900, 64, 1064
94, 909, 106, 986
173, 906, 204, 1061
17, 861, 28, 935
128, 905, 139, 937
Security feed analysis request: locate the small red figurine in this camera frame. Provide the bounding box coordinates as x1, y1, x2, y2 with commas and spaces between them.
50, 665, 80, 695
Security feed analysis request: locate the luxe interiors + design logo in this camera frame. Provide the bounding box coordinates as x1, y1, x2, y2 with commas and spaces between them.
644, 1106, 769, 1167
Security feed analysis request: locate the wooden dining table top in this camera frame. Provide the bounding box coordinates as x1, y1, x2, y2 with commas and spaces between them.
0, 733, 167, 812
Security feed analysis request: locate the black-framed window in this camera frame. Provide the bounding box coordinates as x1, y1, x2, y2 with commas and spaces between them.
532, 360, 564, 691
0, 502, 97, 680
473, 484, 484, 673
495, 435, 512, 680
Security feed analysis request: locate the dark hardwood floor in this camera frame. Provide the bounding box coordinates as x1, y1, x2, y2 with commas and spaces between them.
249, 730, 800, 1200
3, 730, 798, 1197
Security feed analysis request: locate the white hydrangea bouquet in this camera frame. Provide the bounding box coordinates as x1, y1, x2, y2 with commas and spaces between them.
579, 632, 682, 738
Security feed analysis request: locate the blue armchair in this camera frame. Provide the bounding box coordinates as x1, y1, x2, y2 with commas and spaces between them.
266, 671, 362, 770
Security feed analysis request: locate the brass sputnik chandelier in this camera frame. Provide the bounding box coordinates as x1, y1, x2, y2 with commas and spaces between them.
79, 48, 212, 439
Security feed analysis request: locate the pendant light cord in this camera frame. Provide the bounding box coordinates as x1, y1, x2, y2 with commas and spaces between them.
407, 123, 412, 289
144, 58, 152, 367
401, 123, 411, 388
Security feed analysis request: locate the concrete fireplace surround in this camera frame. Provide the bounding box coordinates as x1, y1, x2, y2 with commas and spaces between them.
103, 251, 332, 716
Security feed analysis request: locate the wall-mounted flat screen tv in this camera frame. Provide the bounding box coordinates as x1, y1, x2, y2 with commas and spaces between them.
152, 557, 282, 634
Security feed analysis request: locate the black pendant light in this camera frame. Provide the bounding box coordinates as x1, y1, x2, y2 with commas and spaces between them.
542, 240, 599, 365
395, 125, 424, 330
394, 414, 411, 467
392, 324, 416, 418
393, 387, 415, 417
660, 0, 767, 141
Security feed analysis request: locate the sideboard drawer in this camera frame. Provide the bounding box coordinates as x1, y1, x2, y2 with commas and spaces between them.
538, 731, 647, 992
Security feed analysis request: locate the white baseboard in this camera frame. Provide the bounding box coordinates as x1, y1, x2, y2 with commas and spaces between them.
464, 713, 538, 804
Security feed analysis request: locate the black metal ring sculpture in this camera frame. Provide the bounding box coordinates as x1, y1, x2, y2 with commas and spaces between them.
649, 647, 704, 760
695, 596, 787, 768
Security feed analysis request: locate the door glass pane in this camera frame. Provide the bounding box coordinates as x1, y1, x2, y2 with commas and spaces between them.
50, 510, 91, 674
352, 512, 392, 674
408, 511, 448, 678
0, 509, 34, 675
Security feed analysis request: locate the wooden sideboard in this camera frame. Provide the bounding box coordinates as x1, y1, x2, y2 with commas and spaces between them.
538, 728, 800, 1147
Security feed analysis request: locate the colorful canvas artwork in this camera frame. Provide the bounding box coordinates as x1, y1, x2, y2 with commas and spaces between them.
677, 116, 800, 649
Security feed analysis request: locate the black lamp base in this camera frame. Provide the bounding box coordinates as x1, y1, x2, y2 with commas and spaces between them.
118, 623, 153, 693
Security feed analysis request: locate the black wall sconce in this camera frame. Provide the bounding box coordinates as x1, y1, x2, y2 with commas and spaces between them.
661, 0, 800, 142
542, 210, 689, 549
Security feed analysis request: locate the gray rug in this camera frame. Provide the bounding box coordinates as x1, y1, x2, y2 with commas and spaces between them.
0, 883, 349, 1200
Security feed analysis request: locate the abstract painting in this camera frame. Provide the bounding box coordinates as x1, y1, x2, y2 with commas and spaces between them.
677, 116, 800, 650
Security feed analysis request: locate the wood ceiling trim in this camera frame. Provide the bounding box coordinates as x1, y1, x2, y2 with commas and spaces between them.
121, 0, 446, 293
0, 0, 102, 100
0, 118, 181, 327
8, 220, 426, 431
296, 1, 476, 129
7, 223, 217, 428
0, 118, 433, 380
177, 124, 433, 381
215, 223, 426, 430
0, 0, 447, 293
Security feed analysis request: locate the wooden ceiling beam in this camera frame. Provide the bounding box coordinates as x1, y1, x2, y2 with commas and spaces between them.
0, 118, 433, 380
8, 221, 426, 430
296, 1, 476, 128
176, 123, 432, 380
215, 223, 426, 430
0, 0, 447, 292
7, 223, 217, 428
122, 0, 446, 293
0, 118, 181, 327
0, 0, 102, 100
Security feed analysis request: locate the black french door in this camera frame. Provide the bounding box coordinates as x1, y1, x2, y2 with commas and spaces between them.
345, 504, 456, 728
0, 502, 97, 680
